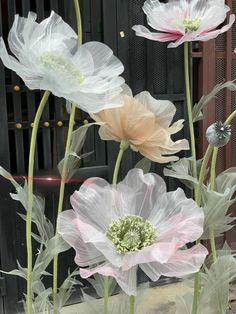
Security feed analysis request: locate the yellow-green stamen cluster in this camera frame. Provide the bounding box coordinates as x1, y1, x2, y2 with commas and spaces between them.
106, 215, 157, 254
40, 52, 85, 83
183, 18, 201, 32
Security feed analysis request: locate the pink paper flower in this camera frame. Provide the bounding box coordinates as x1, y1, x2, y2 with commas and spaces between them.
132, 0, 235, 48
58, 169, 207, 295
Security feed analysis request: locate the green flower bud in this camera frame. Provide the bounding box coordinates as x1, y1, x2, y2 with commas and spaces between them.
206, 121, 231, 147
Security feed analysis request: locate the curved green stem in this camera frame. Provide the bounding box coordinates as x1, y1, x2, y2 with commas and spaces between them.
103, 140, 129, 313
74, 0, 82, 43
195, 145, 214, 206
184, 42, 197, 186
103, 276, 109, 314
209, 148, 218, 263
112, 140, 129, 187
129, 296, 135, 314
26, 90, 50, 314
53, 1, 82, 312
192, 145, 213, 314
53, 104, 76, 314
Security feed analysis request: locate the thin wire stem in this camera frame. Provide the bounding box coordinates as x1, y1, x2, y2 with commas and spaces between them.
26, 90, 50, 314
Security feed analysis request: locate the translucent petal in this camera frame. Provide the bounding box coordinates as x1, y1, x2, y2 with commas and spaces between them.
80, 264, 138, 296
134, 91, 176, 127
82, 41, 124, 77
77, 219, 122, 267
143, 244, 207, 279
70, 179, 119, 231
132, 25, 181, 42
116, 168, 166, 218
58, 210, 104, 267
122, 238, 179, 271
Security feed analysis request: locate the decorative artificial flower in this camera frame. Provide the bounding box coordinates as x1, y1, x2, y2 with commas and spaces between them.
58, 169, 208, 295
91, 86, 189, 163
132, 0, 235, 48
0, 11, 125, 113
206, 121, 231, 148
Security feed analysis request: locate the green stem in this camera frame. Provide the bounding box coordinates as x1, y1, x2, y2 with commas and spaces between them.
26, 90, 50, 314
53, 1, 82, 312
129, 296, 135, 314
53, 105, 76, 314
209, 148, 218, 263
104, 276, 109, 314
102, 140, 129, 313
112, 140, 129, 187
184, 42, 197, 185
192, 145, 213, 314
195, 145, 213, 206
73, 0, 82, 44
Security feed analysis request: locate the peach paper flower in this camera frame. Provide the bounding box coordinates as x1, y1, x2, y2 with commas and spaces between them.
132, 0, 235, 48
58, 169, 208, 295
91, 86, 189, 163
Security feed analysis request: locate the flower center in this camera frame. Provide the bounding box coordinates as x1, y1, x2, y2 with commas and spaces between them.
106, 215, 157, 253
40, 52, 85, 83
183, 18, 201, 32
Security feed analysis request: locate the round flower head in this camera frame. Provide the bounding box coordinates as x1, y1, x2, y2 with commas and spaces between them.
132, 0, 235, 48
0, 11, 125, 113
58, 169, 208, 295
90, 86, 189, 163
206, 121, 231, 147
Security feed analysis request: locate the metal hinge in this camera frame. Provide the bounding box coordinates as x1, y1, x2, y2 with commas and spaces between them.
0, 277, 6, 296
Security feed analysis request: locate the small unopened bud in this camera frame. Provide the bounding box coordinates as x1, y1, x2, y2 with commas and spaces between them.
206, 121, 231, 147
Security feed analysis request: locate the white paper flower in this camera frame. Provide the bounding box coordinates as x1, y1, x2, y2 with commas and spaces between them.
58, 169, 208, 295
133, 0, 235, 48
0, 11, 125, 113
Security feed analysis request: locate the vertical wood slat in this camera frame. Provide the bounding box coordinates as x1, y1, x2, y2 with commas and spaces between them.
198, 40, 216, 157
225, 1, 233, 168
225, 0, 234, 245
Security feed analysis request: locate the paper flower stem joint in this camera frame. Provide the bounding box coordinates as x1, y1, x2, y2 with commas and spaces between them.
26, 90, 50, 314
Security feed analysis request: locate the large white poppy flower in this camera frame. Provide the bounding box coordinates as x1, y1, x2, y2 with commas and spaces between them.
132, 0, 235, 48
0, 11, 125, 113
58, 169, 208, 295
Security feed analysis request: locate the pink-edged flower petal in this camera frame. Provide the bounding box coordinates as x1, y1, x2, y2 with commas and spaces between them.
150, 188, 204, 246
80, 264, 138, 296
57, 210, 104, 267
133, 0, 235, 48
116, 168, 166, 219
132, 25, 182, 42
196, 14, 235, 42
70, 178, 118, 232
122, 238, 179, 271
141, 244, 208, 279
77, 218, 123, 268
